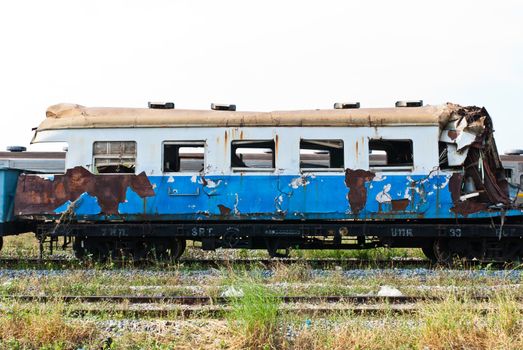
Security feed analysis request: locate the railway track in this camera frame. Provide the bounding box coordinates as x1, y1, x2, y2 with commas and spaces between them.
0, 256, 519, 269
0, 294, 468, 304
2, 294, 513, 304
0, 257, 432, 268
1, 294, 516, 318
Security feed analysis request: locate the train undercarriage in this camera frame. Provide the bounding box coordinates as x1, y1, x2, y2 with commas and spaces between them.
9, 217, 522, 264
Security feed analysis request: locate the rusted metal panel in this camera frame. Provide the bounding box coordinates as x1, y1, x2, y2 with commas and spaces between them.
391, 199, 410, 211
344, 169, 375, 214
14, 166, 154, 216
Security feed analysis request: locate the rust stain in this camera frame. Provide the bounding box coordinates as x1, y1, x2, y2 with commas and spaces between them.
391, 199, 410, 211
217, 204, 231, 216
447, 130, 459, 140
224, 130, 228, 155
200, 175, 208, 187
448, 173, 463, 203
344, 168, 375, 214
451, 201, 488, 216
448, 173, 487, 215
274, 134, 278, 160
14, 166, 155, 216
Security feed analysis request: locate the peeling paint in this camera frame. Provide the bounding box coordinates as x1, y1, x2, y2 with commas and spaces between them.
391, 199, 410, 211
344, 168, 375, 214
14, 166, 154, 216
217, 204, 231, 216
275, 194, 285, 213
290, 175, 310, 189
200, 176, 222, 189
233, 193, 240, 215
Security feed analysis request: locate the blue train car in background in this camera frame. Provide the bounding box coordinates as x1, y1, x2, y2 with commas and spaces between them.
0, 166, 20, 239
0, 150, 64, 250
1, 100, 523, 263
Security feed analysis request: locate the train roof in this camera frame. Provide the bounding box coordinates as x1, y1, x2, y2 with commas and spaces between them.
35, 103, 469, 131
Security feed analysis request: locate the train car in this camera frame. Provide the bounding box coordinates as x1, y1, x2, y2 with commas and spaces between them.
501, 152, 523, 207
1, 101, 523, 263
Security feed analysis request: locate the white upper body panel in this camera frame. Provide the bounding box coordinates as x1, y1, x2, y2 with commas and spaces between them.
33, 125, 440, 176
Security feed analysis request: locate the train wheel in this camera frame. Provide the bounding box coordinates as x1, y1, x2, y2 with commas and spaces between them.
266, 240, 290, 258
433, 238, 457, 266
433, 238, 486, 265
73, 237, 88, 260
499, 240, 523, 263
145, 238, 186, 261
421, 243, 437, 263
73, 237, 114, 261
167, 238, 186, 261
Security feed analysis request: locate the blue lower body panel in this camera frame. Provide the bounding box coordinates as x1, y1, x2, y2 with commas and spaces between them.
15, 170, 517, 221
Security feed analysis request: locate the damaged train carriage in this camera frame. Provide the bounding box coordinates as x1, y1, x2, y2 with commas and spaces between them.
8, 102, 523, 262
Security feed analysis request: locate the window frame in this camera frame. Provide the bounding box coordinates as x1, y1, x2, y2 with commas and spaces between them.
92, 140, 137, 174
162, 140, 206, 174
231, 139, 276, 172
299, 139, 345, 173
368, 138, 414, 172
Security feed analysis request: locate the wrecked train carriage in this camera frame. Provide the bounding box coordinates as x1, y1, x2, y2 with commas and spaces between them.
5, 102, 523, 262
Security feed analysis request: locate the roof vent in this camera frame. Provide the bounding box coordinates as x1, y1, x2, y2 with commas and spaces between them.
334, 102, 360, 109
505, 149, 523, 156
396, 100, 423, 107
7, 146, 26, 152
148, 102, 175, 109
211, 103, 236, 111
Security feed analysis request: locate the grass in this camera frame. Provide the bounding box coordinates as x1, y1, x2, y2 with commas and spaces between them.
0, 233, 48, 258
3, 234, 523, 348
227, 283, 282, 349
0, 301, 98, 349
1, 289, 523, 348
1, 261, 522, 299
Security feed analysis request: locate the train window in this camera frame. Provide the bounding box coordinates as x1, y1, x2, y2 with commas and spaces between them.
93, 141, 136, 174
505, 168, 513, 181
369, 139, 413, 171
231, 140, 275, 171
300, 139, 344, 171
163, 141, 205, 173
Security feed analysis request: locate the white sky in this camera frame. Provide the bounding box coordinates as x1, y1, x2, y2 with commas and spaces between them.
0, 0, 522, 152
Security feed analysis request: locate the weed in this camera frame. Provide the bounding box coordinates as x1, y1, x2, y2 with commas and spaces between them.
270, 262, 313, 283
418, 293, 523, 349
227, 283, 282, 349
0, 301, 98, 349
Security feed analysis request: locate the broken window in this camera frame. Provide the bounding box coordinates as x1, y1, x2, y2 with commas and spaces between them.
369, 139, 413, 171
163, 142, 205, 172
300, 139, 344, 171
93, 141, 136, 174
231, 140, 275, 171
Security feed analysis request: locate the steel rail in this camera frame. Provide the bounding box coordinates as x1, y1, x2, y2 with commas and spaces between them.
0, 257, 517, 269
0, 294, 506, 305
